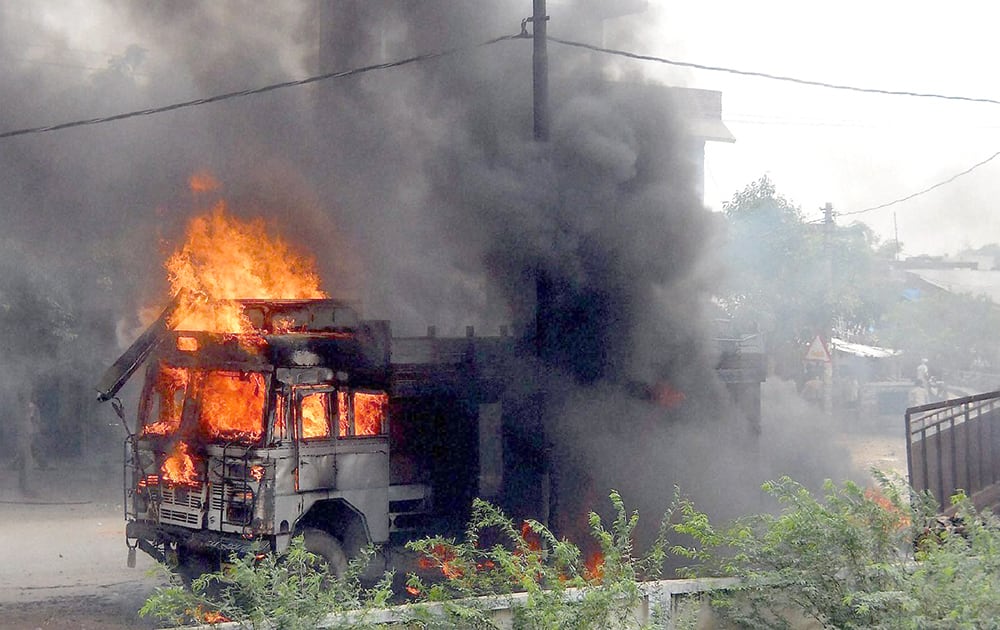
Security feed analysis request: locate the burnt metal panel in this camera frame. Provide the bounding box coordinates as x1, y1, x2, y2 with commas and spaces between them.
240, 299, 361, 333
297, 451, 338, 492
296, 439, 389, 493
97, 297, 182, 401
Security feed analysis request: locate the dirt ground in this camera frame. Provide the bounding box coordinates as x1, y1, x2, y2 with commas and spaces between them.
0, 465, 165, 630
837, 430, 908, 479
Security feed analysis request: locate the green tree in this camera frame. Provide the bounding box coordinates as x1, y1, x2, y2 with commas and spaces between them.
719, 176, 892, 377
881, 291, 1000, 372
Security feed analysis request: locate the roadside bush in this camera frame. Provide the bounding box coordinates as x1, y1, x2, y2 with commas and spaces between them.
139, 539, 393, 629
141, 474, 1000, 629
139, 490, 676, 629
402, 490, 672, 629
674, 471, 1000, 629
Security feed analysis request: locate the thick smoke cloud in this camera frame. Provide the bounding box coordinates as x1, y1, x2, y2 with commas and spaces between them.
0, 1, 858, 536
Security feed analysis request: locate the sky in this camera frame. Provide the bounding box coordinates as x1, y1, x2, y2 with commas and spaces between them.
619, 1, 1000, 256
7, 1, 1000, 258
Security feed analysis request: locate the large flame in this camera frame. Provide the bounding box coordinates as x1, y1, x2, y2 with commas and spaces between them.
166, 174, 327, 333
354, 392, 388, 436
195, 371, 267, 443
301, 392, 330, 439
161, 441, 199, 487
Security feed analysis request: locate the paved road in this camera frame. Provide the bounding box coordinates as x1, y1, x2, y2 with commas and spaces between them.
0, 467, 165, 629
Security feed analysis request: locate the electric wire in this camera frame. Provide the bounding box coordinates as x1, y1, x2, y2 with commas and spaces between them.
7, 33, 1000, 141
548, 37, 1000, 107
3, 29, 997, 219
0, 32, 523, 140
553, 36, 1000, 217
840, 150, 1000, 216
730, 149, 1000, 227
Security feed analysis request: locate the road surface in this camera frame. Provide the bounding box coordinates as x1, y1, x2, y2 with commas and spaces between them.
0, 465, 164, 630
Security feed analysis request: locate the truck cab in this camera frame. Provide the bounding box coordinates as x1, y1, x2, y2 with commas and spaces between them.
104, 298, 518, 578
116, 300, 434, 576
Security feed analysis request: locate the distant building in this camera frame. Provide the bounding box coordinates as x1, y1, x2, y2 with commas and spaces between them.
894, 256, 1000, 306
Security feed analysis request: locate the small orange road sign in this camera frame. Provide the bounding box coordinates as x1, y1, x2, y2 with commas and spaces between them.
805, 335, 832, 362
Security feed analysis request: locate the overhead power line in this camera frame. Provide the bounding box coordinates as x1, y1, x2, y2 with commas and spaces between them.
839, 150, 1000, 217
7, 33, 1000, 142
0, 33, 523, 140
548, 37, 1000, 107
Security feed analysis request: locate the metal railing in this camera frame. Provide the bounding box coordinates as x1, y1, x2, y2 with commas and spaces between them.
906, 390, 1000, 509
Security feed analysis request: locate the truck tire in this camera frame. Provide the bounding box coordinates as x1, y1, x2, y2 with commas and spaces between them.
301, 527, 348, 578
176, 545, 218, 587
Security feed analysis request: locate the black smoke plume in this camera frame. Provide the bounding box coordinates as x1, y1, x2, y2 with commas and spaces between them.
0, 1, 855, 537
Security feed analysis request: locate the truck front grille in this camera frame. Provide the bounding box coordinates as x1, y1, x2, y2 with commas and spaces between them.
157, 484, 207, 528
210, 481, 255, 532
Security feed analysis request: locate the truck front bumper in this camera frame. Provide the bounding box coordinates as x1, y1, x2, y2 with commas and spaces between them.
126, 520, 273, 562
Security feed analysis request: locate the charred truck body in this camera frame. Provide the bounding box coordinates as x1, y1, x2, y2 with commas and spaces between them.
99, 299, 515, 576
99, 298, 763, 576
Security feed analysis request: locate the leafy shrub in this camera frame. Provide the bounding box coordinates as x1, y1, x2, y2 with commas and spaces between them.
139, 491, 676, 629
673, 471, 1000, 629
402, 490, 672, 629
139, 538, 393, 629
142, 474, 1000, 629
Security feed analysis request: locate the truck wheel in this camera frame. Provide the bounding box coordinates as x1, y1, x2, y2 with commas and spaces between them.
176, 545, 218, 587
301, 527, 348, 578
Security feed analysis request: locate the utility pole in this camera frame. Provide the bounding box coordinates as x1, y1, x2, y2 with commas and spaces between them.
893, 211, 900, 261
531, 0, 550, 358
532, 0, 549, 141
822, 202, 835, 415
529, 0, 551, 531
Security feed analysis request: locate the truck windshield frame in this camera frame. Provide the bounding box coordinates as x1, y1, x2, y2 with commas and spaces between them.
138, 362, 271, 446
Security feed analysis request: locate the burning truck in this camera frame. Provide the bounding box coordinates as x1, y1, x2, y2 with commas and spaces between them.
96, 188, 525, 578
96, 178, 764, 580
98, 295, 517, 578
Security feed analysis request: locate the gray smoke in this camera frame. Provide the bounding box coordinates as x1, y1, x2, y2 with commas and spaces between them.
0, 1, 858, 539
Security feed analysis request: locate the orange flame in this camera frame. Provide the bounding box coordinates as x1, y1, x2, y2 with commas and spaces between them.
176, 336, 199, 352
166, 182, 326, 333
418, 543, 466, 579
188, 171, 220, 193
354, 392, 387, 436
195, 371, 266, 443
185, 605, 230, 625
137, 474, 160, 489
141, 366, 189, 437
865, 487, 911, 531
520, 521, 542, 552
338, 391, 349, 437
583, 551, 605, 583
202, 611, 231, 624
161, 441, 199, 487
301, 392, 330, 439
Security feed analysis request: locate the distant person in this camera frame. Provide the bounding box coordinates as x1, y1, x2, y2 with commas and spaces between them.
917, 358, 930, 392
15, 390, 41, 497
